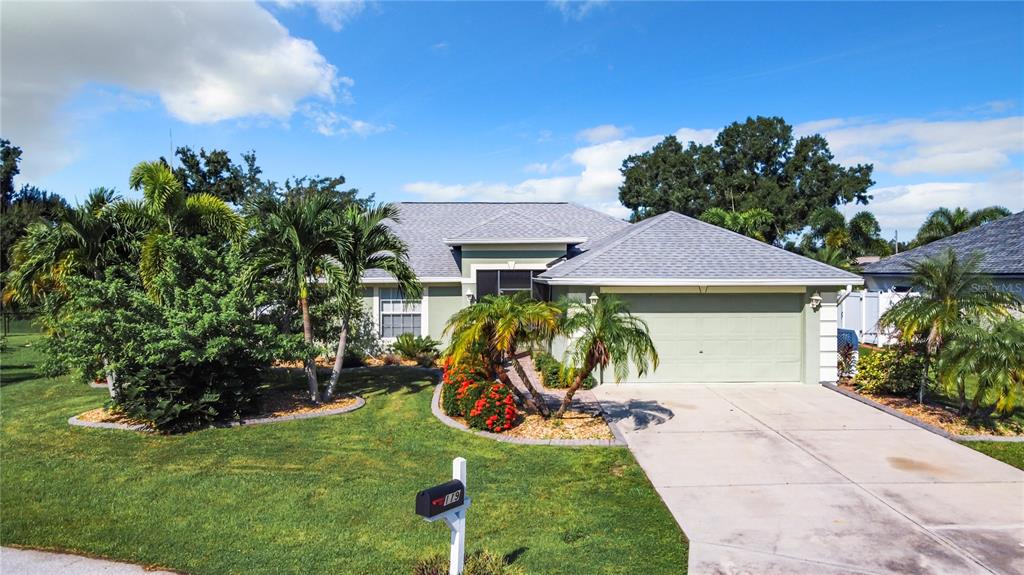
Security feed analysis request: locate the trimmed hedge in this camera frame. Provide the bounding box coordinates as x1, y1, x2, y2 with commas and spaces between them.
854, 346, 925, 395
533, 351, 596, 390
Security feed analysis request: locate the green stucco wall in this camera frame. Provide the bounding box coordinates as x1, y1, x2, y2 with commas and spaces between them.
426, 285, 464, 342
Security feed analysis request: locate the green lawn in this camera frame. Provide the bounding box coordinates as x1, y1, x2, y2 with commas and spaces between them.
0, 324, 687, 574
960, 442, 1024, 470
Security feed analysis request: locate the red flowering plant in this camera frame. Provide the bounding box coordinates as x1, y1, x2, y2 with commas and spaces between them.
464, 382, 519, 433
440, 356, 488, 417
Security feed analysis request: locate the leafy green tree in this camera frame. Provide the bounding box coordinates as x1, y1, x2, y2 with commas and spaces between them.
322, 202, 420, 402
169, 146, 269, 205
243, 191, 348, 403
556, 295, 659, 418
619, 117, 874, 244
1, 140, 68, 273
879, 249, 1020, 403
444, 293, 563, 417
699, 207, 774, 241
912, 206, 1011, 247
809, 246, 853, 271
939, 318, 1024, 418
117, 161, 244, 297
800, 207, 890, 257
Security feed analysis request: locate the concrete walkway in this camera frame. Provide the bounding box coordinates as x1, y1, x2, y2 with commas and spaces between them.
593, 383, 1024, 575
1, 547, 177, 574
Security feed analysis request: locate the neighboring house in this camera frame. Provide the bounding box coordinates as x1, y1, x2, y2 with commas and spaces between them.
861, 212, 1024, 300
841, 212, 1024, 345
363, 202, 861, 384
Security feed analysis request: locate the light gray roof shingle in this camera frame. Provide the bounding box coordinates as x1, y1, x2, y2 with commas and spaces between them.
538, 211, 862, 284
863, 212, 1024, 276
364, 202, 628, 279
443, 209, 585, 243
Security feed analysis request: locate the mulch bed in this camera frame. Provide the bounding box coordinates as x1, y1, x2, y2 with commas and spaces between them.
838, 380, 1023, 437
447, 411, 614, 441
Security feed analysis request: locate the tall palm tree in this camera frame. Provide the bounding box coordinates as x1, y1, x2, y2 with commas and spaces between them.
118, 161, 244, 298
699, 207, 774, 242
913, 206, 1010, 247
939, 318, 1024, 418
810, 246, 853, 271
321, 203, 420, 402
879, 249, 1020, 403
243, 192, 348, 403
4, 188, 135, 396
556, 294, 659, 418
444, 293, 562, 416
801, 207, 889, 256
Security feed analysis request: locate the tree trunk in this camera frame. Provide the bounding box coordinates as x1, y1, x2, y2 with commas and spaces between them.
957, 376, 967, 415
103, 357, 117, 400
322, 314, 350, 403
554, 358, 596, 419
918, 351, 930, 405
300, 297, 320, 404
511, 355, 550, 418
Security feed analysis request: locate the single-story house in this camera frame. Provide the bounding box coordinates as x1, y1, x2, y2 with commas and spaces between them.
861, 211, 1024, 300
362, 202, 862, 385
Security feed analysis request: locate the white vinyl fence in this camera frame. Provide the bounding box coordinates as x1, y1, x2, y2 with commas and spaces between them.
838, 290, 914, 346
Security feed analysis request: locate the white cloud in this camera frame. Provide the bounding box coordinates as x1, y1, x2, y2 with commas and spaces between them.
304, 105, 393, 137
576, 124, 628, 144
1, 1, 341, 178
798, 116, 1024, 176
549, 0, 608, 21
276, 0, 367, 32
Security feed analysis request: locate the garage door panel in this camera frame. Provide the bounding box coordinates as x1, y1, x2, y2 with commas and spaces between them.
617, 294, 804, 384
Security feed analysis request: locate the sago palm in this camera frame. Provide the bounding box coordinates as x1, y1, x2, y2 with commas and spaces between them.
879, 249, 1020, 403
444, 293, 562, 416
243, 191, 348, 403
117, 161, 244, 298
322, 202, 420, 402
913, 206, 1010, 246
557, 294, 659, 418
939, 318, 1024, 418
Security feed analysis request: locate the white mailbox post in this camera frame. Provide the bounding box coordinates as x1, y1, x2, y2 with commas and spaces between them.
415, 457, 471, 575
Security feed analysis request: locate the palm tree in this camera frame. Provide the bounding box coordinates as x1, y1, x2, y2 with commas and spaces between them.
118, 161, 244, 298
444, 293, 562, 417
801, 207, 889, 256
879, 249, 1020, 403
556, 294, 659, 418
810, 246, 853, 271
321, 203, 420, 402
699, 207, 774, 242
243, 191, 348, 403
4, 188, 135, 396
939, 318, 1024, 418
913, 206, 1010, 247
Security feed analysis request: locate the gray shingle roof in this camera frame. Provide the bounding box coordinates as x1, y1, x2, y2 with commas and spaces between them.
364, 202, 628, 279
863, 212, 1024, 276
539, 211, 862, 284
443, 209, 585, 243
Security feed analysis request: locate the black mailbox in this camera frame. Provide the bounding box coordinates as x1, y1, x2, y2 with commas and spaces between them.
416, 479, 466, 518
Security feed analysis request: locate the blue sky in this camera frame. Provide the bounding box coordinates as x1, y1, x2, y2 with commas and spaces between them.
3, 1, 1022, 240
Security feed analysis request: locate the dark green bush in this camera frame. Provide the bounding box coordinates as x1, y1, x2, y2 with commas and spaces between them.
57, 238, 280, 433
413, 550, 524, 575
854, 346, 925, 395
533, 351, 596, 389
464, 382, 518, 432
392, 333, 440, 360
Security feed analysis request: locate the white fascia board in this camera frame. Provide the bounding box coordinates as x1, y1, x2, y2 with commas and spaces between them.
441, 237, 586, 246
534, 277, 865, 287
361, 276, 461, 284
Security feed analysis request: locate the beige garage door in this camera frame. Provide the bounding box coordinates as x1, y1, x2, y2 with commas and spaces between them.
616, 293, 804, 383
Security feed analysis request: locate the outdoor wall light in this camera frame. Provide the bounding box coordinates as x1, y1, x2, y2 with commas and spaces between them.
809, 292, 823, 310
466, 290, 476, 304
588, 292, 599, 306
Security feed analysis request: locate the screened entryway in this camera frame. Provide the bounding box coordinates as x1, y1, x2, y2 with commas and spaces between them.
475, 270, 549, 299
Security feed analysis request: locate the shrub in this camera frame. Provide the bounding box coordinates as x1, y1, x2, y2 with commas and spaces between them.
440, 357, 488, 417
465, 382, 518, 432
533, 351, 596, 389
413, 550, 524, 575
382, 352, 402, 366
56, 238, 280, 433
392, 333, 440, 360
837, 340, 857, 379
854, 346, 925, 395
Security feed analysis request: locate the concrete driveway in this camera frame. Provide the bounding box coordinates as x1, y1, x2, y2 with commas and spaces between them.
594, 384, 1024, 575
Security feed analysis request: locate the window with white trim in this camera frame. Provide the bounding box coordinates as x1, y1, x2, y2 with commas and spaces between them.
379, 288, 421, 337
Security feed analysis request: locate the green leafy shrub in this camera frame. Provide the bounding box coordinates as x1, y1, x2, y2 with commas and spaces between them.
533, 351, 596, 389
57, 238, 280, 433
465, 382, 518, 432
413, 550, 524, 575
440, 357, 488, 417
392, 333, 440, 360
854, 346, 925, 395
